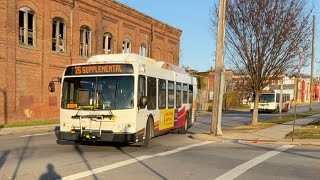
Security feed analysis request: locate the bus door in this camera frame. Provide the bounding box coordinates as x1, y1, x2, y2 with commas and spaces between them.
136, 76, 154, 137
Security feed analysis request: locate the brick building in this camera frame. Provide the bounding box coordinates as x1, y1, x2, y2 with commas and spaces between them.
0, 0, 182, 123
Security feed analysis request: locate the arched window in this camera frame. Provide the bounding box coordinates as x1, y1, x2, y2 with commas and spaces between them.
153, 48, 161, 61
52, 17, 66, 53
168, 52, 174, 64
79, 26, 91, 57
122, 39, 131, 54
103, 32, 112, 54
139, 43, 147, 57
19, 7, 36, 46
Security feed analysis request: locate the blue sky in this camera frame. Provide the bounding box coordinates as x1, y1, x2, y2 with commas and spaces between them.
117, 0, 215, 72
117, 0, 320, 74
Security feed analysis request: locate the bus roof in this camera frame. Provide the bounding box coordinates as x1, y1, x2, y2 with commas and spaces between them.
84, 53, 188, 75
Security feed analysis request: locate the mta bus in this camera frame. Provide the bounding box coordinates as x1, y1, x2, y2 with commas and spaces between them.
49, 54, 197, 146
250, 90, 291, 113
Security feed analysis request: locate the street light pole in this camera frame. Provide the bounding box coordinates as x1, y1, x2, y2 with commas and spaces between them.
279, 76, 284, 114
211, 0, 226, 136
309, 15, 315, 111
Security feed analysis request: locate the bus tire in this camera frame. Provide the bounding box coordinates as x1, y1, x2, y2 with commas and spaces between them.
142, 118, 153, 147
273, 106, 280, 113
179, 112, 189, 134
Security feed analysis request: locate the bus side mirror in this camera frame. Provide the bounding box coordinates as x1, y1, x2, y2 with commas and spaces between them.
48, 77, 61, 93
139, 96, 149, 109
48, 81, 55, 92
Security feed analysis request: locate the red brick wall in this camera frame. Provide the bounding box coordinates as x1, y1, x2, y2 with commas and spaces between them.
0, 0, 5, 122
0, 0, 182, 123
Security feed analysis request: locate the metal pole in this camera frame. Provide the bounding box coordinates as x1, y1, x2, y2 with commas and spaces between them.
292, 77, 298, 141
309, 15, 315, 111
279, 76, 283, 114
318, 79, 320, 102
211, 0, 226, 135
217, 70, 225, 135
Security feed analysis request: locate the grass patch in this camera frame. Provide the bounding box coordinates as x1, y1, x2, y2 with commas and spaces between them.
239, 104, 251, 109
285, 119, 320, 139
225, 109, 320, 133
0, 119, 59, 129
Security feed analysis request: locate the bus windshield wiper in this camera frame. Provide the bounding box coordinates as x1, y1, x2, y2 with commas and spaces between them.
96, 88, 115, 118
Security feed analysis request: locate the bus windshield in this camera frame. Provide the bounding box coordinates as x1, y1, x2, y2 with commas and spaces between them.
259, 94, 275, 103
61, 76, 134, 110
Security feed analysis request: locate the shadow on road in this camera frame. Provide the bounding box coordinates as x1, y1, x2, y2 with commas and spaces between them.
0, 150, 10, 170
39, 163, 61, 180
223, 110, 250, 114
74, 144, 99, 180
115, 146, 168, 180
54, 137, 162, 179
12, 136, 34, 180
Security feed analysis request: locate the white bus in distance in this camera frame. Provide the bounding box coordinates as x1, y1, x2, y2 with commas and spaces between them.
48, 53, 197, 146
250, 90, 291, 113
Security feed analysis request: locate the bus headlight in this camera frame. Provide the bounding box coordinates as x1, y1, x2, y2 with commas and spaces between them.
64, 123, 75, 131
115, 123, 134, 132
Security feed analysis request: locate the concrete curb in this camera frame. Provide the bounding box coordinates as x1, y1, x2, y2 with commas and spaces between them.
190, 133, 320, 147
0, 124, 59, 136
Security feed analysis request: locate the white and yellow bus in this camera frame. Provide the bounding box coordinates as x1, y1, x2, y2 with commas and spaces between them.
49, 54, 197, 146
250, 90, 291, 113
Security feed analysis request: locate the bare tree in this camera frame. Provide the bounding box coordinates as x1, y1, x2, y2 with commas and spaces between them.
221, 0, 312, 126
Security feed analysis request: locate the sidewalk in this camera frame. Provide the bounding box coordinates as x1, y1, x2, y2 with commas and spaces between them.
0, 124, 59, 136
191, 114, 320, 146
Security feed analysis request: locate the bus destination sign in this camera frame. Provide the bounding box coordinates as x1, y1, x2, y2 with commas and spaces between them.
65, 64, 133, 76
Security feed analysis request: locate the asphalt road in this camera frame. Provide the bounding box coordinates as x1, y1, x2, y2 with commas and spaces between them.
0, 103, 319, 180
0, 132, 319, 180
193, 102, 320, 131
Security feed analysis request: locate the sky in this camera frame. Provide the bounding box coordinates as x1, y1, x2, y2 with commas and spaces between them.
117, 0, 215, 72
117, 0, 320, 74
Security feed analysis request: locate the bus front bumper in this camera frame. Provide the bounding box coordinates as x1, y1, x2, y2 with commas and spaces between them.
59, 131, 136, 143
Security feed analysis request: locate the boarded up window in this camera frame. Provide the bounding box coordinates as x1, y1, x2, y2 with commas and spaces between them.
49, 96, 57, 106
19, 95, 34, 108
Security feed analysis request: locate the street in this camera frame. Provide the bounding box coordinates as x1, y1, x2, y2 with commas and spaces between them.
0, 130, 319, 180
195, 102, 320, 131
0, 0, 318, 179
0, 104, 319, 180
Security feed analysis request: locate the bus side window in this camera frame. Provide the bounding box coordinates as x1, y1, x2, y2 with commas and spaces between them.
138, 75, 146, 105
147, 77, 156, 110
183, 84, 188, 104
168, 81, 174, 108
176, 82, 181, 108
158, 79, 166, 109
189, 85, 193, 104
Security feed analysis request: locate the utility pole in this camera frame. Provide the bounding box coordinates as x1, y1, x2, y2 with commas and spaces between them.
211, 0, 226, 136
279, 76, 283, 114
292, 77, 298, 141
309, 15, 315, 111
